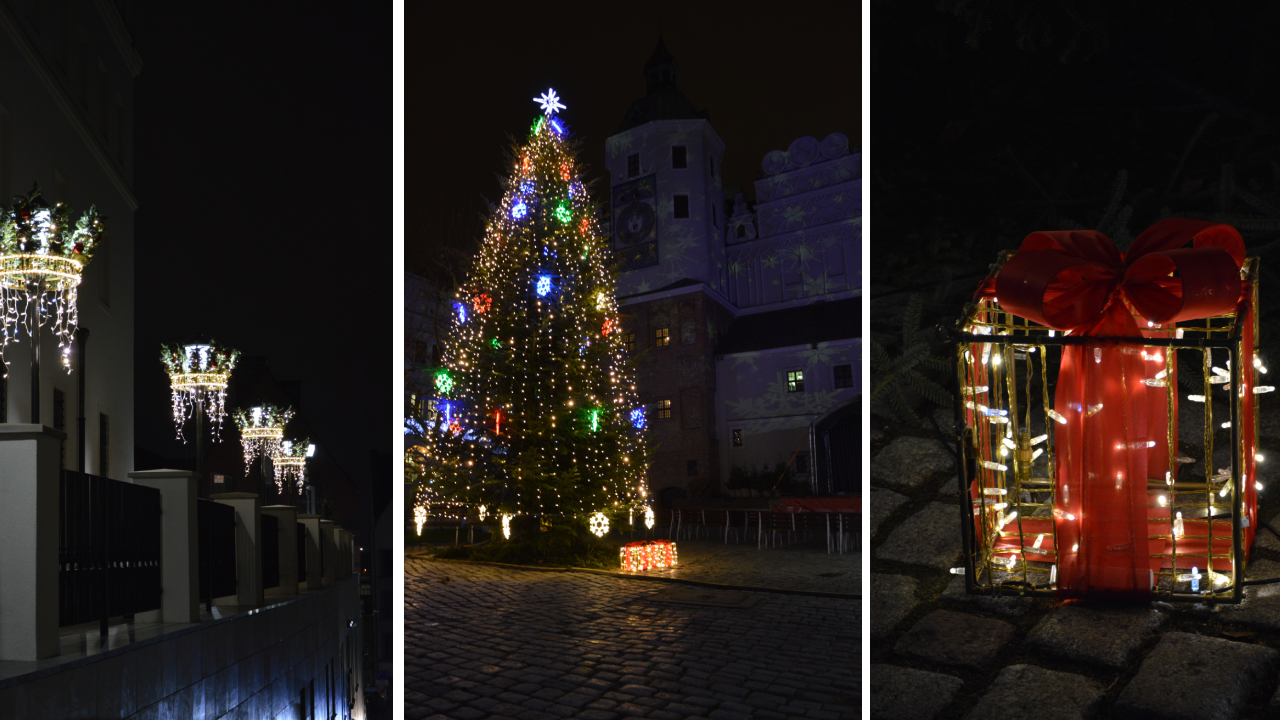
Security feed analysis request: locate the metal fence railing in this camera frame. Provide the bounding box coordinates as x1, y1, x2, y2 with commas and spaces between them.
197, 499, 237, 607
261, 513, 279, 589
58, 470, 162, 629
297, 522, 308, 583
638, 508, 860, 553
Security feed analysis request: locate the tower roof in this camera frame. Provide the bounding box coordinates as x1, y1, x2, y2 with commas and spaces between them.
616, 36, 708, 133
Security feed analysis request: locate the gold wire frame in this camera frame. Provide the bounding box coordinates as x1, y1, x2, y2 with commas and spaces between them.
169, 371, 230, 393
952, 256, 1260, 603
241, 426, 284, 442
0, 253, 84, 291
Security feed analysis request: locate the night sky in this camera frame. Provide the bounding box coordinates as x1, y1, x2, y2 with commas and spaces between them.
405, 3, 861, 274
131, 4, 391, 498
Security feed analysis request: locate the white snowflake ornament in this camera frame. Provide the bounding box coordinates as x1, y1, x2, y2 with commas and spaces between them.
534, 88, 566, 116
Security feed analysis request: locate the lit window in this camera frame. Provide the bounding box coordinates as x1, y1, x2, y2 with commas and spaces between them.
627, 154, 640, 178
787, 370, 805, 393
834, 364, 853, 389
623, 332, 635, 353
672, 146, 687, 169
655, 327, 670, 347
673, 195, 689, 218
654, 399, 672, 419
732, 429, 742, 447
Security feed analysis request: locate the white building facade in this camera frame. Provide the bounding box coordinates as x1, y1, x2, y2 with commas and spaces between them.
609, 38, 860, 499
0, 0, 136, 477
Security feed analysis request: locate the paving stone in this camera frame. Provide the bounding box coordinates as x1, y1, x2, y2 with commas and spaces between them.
871, 574, 919, 638
1024, 604, 1166, 669
1215, 559, 1280, 630
962, 664, 1102, 720
1115, 631, 1280, 720
869, 664, 963, 720
875, 502, 964, 569
872, 436, 957, 490
872, 487, 910, 536
939, 576, 1033, 617
894, 609, 1015, 670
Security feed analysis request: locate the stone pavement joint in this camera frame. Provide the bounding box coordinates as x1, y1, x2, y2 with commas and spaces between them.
1023, 604, 1166, 670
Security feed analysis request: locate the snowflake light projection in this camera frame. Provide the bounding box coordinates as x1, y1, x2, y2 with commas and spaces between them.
162, 341, 239, 443
233, 404, 293, 483
644, 506, 655, 530
276, 438, 314, 491
533, 88, 566, 116
501, 514, 512, 540
589, 511, 610, 537
0, 186, 104, 374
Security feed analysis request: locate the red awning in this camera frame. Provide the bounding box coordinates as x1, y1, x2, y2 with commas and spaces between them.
770, 497, 860, 513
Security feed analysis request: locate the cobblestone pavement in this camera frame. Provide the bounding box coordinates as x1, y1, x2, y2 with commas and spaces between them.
405, 556, 860, 720
870, 407, 1280, 720
604, 538, 859, 595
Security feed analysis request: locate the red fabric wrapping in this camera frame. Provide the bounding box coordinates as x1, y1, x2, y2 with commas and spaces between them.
974, 218, 1249, 600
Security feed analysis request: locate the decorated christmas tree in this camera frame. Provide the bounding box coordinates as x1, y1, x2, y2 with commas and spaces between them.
419, 89, 649, 534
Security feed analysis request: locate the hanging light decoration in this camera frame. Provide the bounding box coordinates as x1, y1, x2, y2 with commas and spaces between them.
233, 404, 293, 481
161, 341, 239, 442
0, 186, 105, 373
589, 511, 610, 537
277, 438, 314, 491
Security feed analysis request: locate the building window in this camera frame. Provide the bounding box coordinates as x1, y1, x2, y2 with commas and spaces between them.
737, 224, 746, 239
673, 195, 689, 218
623, 332, 635, 353
834, 364, 854, 389
409, 392, 418, 416
672, 145, 687, 169
654, 327, 670, 347
654, 399, 672, 419
732, 429, 742, 447
795, 453, 809, 474
99, 413, 109, 477
687, 459, 698, 476
627, 153, 639, 178
787, 370, 805, 393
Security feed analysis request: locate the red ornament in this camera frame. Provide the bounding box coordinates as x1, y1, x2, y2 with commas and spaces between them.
472, 293, 492, 314
73, 242, 83, 254
560, 163, 571, 181
602, 318, 617, 336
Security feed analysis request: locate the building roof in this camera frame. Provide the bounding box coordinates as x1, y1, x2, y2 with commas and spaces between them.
717, 297, 862, 355
617, 37, 709, 133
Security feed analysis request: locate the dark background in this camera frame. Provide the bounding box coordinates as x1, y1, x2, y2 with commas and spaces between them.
873, 1, 1280, 301
405, 2, 861, 275
131, 3, 392, 500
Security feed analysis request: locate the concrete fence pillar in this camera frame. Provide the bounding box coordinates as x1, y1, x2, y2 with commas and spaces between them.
319, 520, 337, 585
129, 469, 199, 623
298, 514, 324, 589
261, 505, 299, 596
211, 492, 263, 607
0, 425, 65, 660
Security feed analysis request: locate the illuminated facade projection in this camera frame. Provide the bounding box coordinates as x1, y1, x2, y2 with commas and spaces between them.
608, 39, 861, 503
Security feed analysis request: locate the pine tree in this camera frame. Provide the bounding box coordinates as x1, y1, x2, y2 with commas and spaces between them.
420, 90, 649, 531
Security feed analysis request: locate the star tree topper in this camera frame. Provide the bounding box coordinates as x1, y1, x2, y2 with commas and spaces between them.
533, 88, 566, 116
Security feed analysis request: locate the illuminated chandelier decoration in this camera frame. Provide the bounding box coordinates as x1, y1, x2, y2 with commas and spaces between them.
161, 341, 239, 442
276, 438, 314, 491
233, 404, 293, 481
0, 186, 104, 372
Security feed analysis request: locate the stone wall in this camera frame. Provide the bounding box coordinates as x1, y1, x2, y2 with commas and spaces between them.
0, 577, 365, 719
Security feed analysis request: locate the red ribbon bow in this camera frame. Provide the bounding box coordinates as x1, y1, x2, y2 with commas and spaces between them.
994, 218, 1245, 337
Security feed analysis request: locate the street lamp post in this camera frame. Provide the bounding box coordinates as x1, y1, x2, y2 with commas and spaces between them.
163, 342, 238, 492
234, 404, 293, 495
